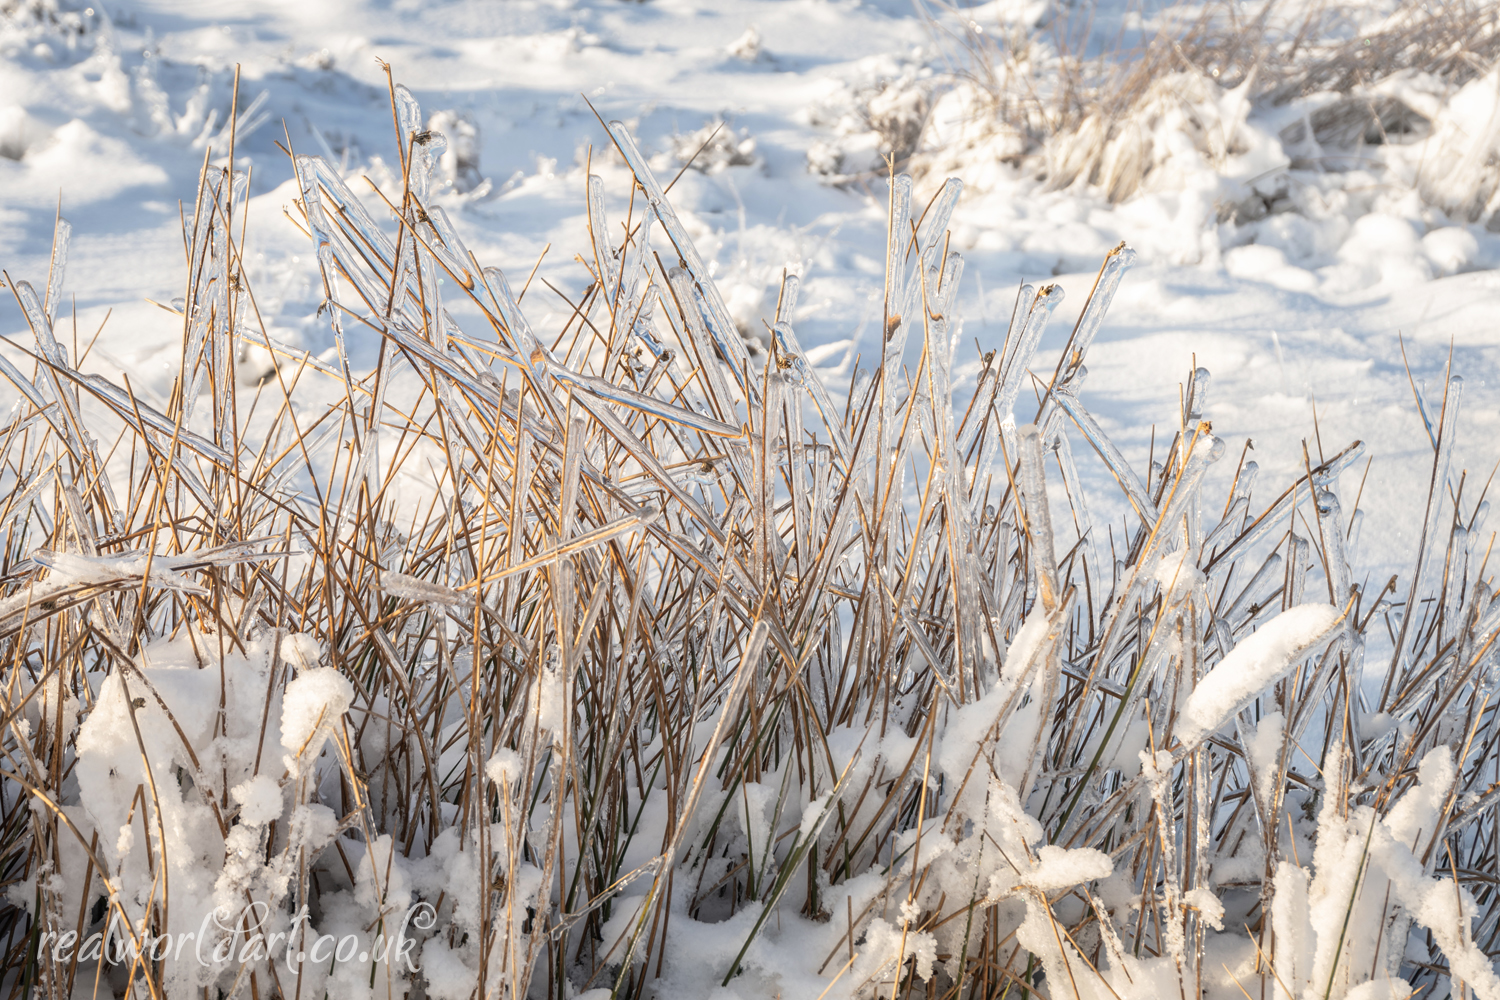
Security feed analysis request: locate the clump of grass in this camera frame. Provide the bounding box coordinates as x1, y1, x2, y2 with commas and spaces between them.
0, 74, 1498, 1000
920, 0, 1500, 208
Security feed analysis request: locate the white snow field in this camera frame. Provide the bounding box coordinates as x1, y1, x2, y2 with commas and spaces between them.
3, 1, 1500, 999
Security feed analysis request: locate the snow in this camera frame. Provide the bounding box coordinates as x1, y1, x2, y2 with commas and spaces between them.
1153, 547, 1204, 602
1244, 710, 1285, 814
5, 0, 1500, 997
1183, 886, 1225, 931
1023, 844, 1113, 891
1178, 603, 1344, 747
483, 747, 522, 788
231, 774, 284, 827
280, 664, 352, 761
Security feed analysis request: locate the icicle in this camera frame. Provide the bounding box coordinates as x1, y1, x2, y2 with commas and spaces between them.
998, 282, 1037, 368
175, 274, 219, 425
995, 284, 1063, 432
568, 393, 729, 554
394, 85, 435, 206
773, 321, 850, 464
547, 366, 741, 438
1457, 502, 1491, 626
476, 267, 566, 438
1203, 495, 1249, 559
582, 201, 675, 407
1445, 526, 1469, 640
421, 204, 479, 291
294, 154, 398, 272
1471, 500, 1491, 547
1207, 445, 1363, 573
665, 266, 741, 425
1152, 431, 1225, 541
229, 169, 249, 222
13, 279, 67, 369
606, 121, 755, 403
692, 280, 759, 407
871, 180, 926, 539
774, 271, 799, 323
923, 254, 962, 464
1286, 535, 1310, 607
913, 177, 962, 262
966, 283, 1050, 524
560, 415, 587, 539
1187, 366, 1211, 423
753, 374, 789, 582
1316, 489, 1353, 607
964, 410, 1003, 524
71, 373, 231, 465
809, 440, 832, 538
587, 173, 619, 287
44, 215, 70, 325
1051, 431, 1101, 590
296, 156, 382, 402
387, 217, 417, 321
0, 466, 55, 536
209, 215, 235, 452
922, 250, 986, 688
0, 354, 49, 412
882, 174, 913, 355
1018, 424, 1061, 612
183, 174, 217, 273
428, 256, 449, 351
1224, 551, 1285, 626
10, 279, 93, 468
1234, 459, 1261, 504
1052, 386, 1157, 526
1345, 508, 1365, 568
619, 221, 657, 339
780, 366, 811, 578
1478, 592, 1500, 697
1061, 243, 1136, 374
1183, 378, 1215, 561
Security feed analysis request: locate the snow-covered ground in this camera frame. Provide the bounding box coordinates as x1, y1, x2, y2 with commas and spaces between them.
3, 0, 1497, 584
